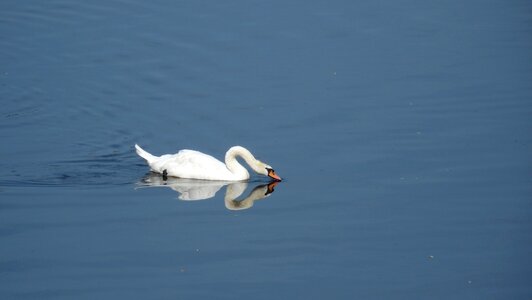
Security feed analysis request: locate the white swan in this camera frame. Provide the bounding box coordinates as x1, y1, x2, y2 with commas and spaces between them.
135, 144, 281, 181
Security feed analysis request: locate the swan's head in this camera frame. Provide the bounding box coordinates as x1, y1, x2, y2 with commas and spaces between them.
255, 161, 282, 181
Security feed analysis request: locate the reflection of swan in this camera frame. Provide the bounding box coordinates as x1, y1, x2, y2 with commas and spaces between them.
224, 181, 278, 210
137, 173, 279, 210
135, 144, 281, 181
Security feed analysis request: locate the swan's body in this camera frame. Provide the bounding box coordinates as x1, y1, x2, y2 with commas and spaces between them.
135, 144, 281, 181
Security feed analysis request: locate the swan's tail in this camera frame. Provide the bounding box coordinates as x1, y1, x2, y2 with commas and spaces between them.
135, 144, 157, 163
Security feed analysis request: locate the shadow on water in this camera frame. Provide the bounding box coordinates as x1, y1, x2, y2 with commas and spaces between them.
137, 172, 280, 210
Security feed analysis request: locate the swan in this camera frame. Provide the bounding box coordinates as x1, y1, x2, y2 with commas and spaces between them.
134, 144, 281, 181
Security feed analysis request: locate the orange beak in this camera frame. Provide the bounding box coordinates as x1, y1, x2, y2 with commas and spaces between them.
267, 169, 282, 181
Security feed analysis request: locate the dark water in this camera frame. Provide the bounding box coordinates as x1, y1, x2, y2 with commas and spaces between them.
1, 0, 531, 299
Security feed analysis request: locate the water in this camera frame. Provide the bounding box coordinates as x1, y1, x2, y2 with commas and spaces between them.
1, 0, 531, 299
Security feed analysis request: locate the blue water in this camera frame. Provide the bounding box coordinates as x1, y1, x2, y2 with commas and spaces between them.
1, 0, 531, 299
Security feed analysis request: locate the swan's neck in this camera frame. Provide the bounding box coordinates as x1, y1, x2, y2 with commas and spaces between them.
225, 146, 259, 180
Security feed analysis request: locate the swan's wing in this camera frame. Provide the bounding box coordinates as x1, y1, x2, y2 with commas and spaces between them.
172, 150, 227, 168
150, 149, 230, 180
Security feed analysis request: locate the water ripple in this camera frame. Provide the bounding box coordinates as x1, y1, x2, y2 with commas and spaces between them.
0, 147, 142, 188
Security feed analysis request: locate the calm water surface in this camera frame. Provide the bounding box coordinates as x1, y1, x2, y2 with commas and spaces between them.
1, 0, 531, 299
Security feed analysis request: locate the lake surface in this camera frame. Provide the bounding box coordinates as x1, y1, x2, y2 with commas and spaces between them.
1, 0, 531, 299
